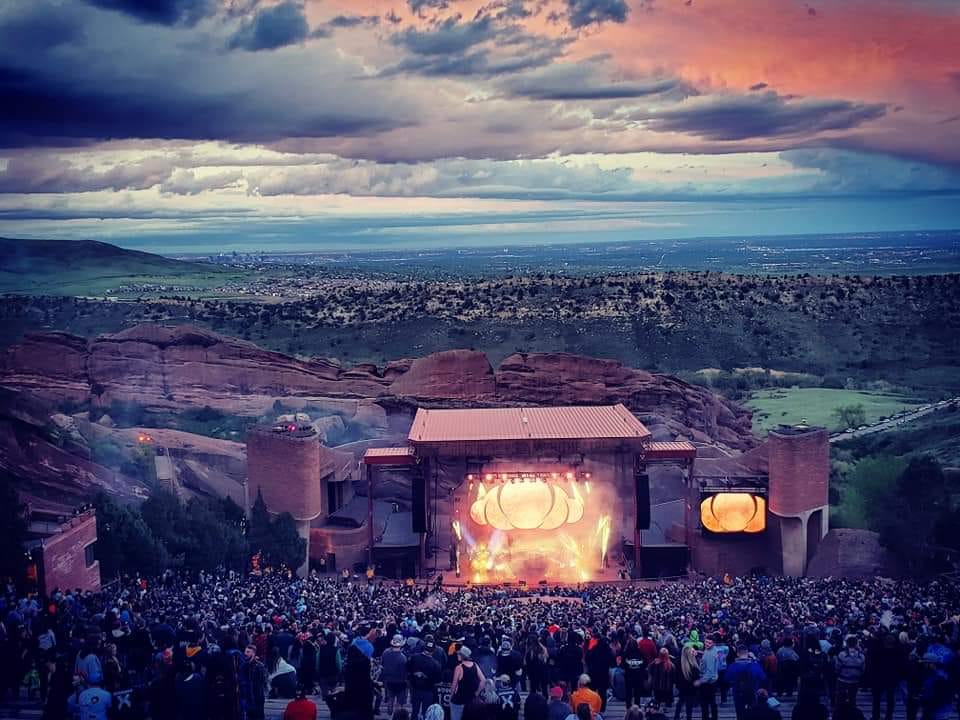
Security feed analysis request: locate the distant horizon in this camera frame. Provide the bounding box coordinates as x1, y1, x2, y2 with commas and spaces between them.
7, 222, 960, 258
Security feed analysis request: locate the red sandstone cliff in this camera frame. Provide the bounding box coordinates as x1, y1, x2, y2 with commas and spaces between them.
0, 324, 755, 449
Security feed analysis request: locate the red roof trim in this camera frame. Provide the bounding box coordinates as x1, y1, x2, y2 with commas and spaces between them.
363, 446, 417, 465
645, 440, 697, 461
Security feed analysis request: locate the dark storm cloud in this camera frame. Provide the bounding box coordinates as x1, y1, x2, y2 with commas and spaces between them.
392, 15, 497, 55
83, 0, 215, 26
502, 59, 681, 100
0, 7, 83, 51
0, 64, 402, 145
327, 14, 380, 28
408, 0, 453, 16
566, 0, 630, 28
386, 14, 566, 77
228, 0, 310, 51
639, 91, 887, 140
0, 0, 413, 146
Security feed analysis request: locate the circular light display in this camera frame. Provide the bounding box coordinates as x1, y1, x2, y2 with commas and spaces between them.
700, 493, 766, 533
469, 481, 585, 531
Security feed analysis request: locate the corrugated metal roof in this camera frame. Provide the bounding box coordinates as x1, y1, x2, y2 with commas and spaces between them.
408, 404, 650, 443
362, 446, 416, 465
646, 441, 697, 460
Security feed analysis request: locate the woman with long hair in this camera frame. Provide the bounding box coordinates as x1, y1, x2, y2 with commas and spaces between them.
649, 648, 676, 707
673, 646, 699, 720
525, 636, 550, 696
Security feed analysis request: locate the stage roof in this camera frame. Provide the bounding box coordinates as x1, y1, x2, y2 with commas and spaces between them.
408, 404, 651, 444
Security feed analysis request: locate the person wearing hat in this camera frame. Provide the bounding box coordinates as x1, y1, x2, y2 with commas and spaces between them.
68, 670, 112, 720
451, 646, 485, 720
382, 634, 410, 715
496, 639, 523, 691
409, 638, 442, 720
547, 686, 572, 720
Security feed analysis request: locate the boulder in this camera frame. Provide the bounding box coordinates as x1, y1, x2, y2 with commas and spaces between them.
389, 349, 496, 400
807, 529, 903, 579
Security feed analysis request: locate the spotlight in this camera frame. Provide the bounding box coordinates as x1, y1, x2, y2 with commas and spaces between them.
565, 472, 574, 481
468, 474, 475, 481
485, 474, 493, 482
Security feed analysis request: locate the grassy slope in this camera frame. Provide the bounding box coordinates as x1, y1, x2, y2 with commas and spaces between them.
747, 388, 924, 433
0, 237, 237, 296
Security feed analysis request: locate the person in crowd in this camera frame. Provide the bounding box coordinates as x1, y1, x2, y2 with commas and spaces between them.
674, 646, 700, 720
725, 644, 767, 720
570, 673, 602, 717
699, 635, 722, 720
621, 634, 649, 708
834, 636, 866, 709
268, 646, 298, 699
239, 644, 269, 720
585, 634, 615, 712
475, 637, 498, 683
548, 685, 573, 720
525, 635, 550, 696
867, 632, 906, 720
557, 632, 585, 691
497, 638, 523, 690
408, 636, 441, 720
775, 638, 800, 698
175, 659, 208, 720
67, 672, 111, 720
649, 648, 675, 707
381, 634, 409, 715
525, 690, 549, 720
451, 646, 484, 720
283, 686, 317, 720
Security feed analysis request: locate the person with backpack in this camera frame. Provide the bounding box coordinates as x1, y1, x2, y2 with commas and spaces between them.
834, 636, 866, 709
724, 644, 766, 720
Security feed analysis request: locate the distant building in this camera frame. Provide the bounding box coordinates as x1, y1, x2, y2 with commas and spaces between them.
25, 508, 101, 597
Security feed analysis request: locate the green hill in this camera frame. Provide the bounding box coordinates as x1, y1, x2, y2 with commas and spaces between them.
0, 238, 233, 296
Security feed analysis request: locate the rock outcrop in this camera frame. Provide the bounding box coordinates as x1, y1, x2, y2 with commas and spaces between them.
0, 324, 756, 449
807, 529, 903, 579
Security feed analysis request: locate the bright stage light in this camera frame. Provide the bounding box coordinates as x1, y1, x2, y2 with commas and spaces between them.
700, 493, 766, 533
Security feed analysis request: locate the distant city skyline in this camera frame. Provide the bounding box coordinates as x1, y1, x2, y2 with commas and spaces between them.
1, 0, 958, 248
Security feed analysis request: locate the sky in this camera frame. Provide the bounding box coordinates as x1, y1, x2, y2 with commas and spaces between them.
1, 0, 958, 251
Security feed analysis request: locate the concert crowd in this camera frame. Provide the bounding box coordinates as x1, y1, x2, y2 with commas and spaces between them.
1, 571, 958, 720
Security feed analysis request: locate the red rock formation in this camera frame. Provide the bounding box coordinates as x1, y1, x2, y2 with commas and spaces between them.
390, 350, 496, 400
0, 324, 756, 449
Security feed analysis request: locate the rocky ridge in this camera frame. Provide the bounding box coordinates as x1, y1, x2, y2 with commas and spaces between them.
0, 324, 754, 449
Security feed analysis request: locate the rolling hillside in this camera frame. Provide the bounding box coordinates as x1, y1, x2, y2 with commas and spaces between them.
0, 237, 231, 295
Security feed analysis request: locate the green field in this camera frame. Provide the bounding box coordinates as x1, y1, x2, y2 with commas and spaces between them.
747, 388, 923, 433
